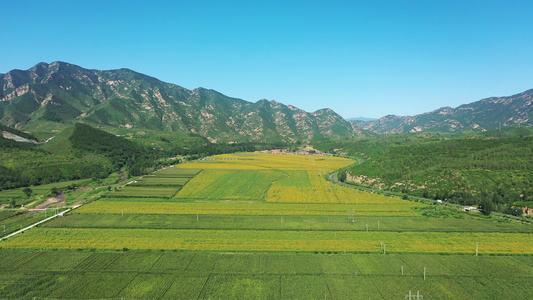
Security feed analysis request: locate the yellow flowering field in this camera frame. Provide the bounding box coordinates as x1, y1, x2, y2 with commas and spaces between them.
3, 228, 532, 255
266, 170, 407, 204
74, 201, 423, 216
177, 152, 353, 171
172, 153, 398, 204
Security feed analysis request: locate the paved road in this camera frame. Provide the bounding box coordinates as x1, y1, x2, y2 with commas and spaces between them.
0, 204, 81, 242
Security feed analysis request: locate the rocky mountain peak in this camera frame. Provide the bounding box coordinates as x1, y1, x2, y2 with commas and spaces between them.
0, 62, 359, 143
354, 89, 533, 134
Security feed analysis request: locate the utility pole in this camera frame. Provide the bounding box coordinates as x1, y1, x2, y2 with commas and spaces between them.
405, 291, 423, 299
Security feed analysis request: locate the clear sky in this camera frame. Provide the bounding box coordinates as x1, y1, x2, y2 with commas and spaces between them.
1, 0, 532, 119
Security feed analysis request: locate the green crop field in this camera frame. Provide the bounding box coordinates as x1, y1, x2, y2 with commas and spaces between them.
175, 169, 286, 201
104, 167, 200, 198
44, 213, 533, 233
129, 176, 189, 186
105, 186, 180, 198
1, 153, 532, 299
0, 250, 532, 299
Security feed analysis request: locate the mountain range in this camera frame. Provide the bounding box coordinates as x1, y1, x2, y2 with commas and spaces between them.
0, 62, 358, 143
1, 61, 531, 142
352, 89, 533, 134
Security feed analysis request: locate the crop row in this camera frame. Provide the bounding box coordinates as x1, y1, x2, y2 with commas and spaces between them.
4, 250, 533, 277
43, 213, 533, 233
2, 228, 533, 254
177, 153, 354, 171
74, 201, 423, 216
130, 176, 190, 186
2, 250, 532, 299
152, 167, 201, 177
105, 186, 179, 198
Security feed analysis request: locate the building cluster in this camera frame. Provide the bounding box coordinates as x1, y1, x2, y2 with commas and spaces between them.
256, 149, 329, 156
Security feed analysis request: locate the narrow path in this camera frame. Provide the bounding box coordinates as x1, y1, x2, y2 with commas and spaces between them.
117, 167, 127, 184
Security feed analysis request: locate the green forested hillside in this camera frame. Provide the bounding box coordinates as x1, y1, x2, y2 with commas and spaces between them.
68, 123, 160, 176
0, 122, 291, 191
0, 123, 156, 190
314, 128, 533, 214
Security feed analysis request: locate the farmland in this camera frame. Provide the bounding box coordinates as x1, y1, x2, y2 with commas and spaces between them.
6, 227, 533, 254
74, 201, 423, 216
104, 167, 200, 198
1, 152, 532, 299
0, 250, 532, 299
175, 169, 286, 201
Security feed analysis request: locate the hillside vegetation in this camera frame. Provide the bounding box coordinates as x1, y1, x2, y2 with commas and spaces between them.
0, 122, 292, 191
352, 88, 533, 134
0, 61, 357, 143
314, 127, 533, 214
0, 123, 163, 190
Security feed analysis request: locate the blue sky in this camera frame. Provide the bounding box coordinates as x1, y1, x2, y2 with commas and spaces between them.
1, 0, 532, 118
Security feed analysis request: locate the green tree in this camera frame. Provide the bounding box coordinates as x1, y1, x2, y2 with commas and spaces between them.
10, 198, 16, 208
50, 187, 59, 197
23, 187, 32, 198
479, 198, 494, 216
338, 170, 347, 182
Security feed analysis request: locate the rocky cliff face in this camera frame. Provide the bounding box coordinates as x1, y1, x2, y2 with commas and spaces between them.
0, 62, 358, 143
352, 89, 533, 134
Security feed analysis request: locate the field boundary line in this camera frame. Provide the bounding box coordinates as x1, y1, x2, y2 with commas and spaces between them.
197, 274, 211, 300
113, 273, 139, 298
262, 171, 288, 202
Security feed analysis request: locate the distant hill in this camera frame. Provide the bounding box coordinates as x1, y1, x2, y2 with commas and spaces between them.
352, 89, 533, 134
0, 62, 360, 143
346, 117, 378, 122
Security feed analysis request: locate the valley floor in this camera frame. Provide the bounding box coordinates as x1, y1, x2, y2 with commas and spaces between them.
0, 153, 531, 299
